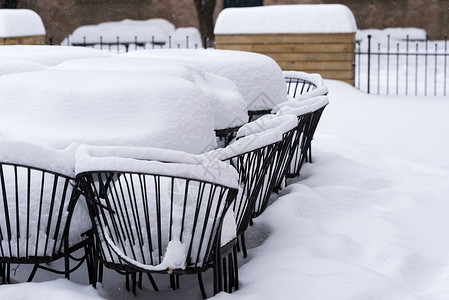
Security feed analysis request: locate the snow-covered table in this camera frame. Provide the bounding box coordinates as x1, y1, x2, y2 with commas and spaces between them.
0, 69, 217, 154
52, 56, 248, 133
124, 49, 288, 117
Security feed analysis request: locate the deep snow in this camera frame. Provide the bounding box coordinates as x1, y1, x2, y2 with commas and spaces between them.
3, 79, 449, 300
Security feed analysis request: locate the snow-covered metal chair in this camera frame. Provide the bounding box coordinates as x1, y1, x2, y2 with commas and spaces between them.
0, 140, 94, 284
209, 128, 281, 290
283, 71, 328, 99
273, 95, 329, 177
75, 146, 239, 298
235, 114, 299, 212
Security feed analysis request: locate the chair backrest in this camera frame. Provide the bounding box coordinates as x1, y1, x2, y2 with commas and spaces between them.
215, 130, 282, 236
234, 114, 298, 216
78, 170, 237, 273
285, 77, 318, 98
0, 162, 78, 263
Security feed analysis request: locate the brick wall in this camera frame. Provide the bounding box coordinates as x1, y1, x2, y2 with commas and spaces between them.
266, 0, 448, 39
6, 0, 449, 44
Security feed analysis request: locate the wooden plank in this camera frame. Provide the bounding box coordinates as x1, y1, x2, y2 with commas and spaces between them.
0, 35, 45, 45
264, 52, 354, 62
277, 61, 353, 71
216, 33, 355, 45
216, 43, 355, 53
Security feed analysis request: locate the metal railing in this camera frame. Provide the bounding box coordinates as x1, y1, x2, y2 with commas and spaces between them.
57, 35, 209, 52
355, 35, 448, 96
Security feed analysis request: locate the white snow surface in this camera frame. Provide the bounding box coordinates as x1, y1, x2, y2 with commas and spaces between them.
357, 27, 427, 43
0, 69, 216, 153
4, 79, 449, 300
211, 129, 283, 162
283, 70, 325, 87
0, 45, 113, 66
64, 18, 202, 48
236, 114, 298, 138
273, 95, 329, 115
0, 139, 77, 177
53, 55, 248, 130
0, 9, 45, 37
214, 4, 357, 34
76, 145, 239, 189
0, 57, 45, 76
125, 49, 288, 111
0, 279, 101, 300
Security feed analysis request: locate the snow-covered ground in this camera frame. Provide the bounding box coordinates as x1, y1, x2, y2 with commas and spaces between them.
3, 78, 449, 299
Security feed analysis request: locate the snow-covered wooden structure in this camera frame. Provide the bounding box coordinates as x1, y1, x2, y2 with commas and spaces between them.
214, 4, 357, 85
0, 9, 45, 45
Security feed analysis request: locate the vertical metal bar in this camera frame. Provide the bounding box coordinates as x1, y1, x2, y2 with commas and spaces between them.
169, 36, 172, 49
14, 166, 20, 258
396, 43, 400, 95
377, 43, 381, 94
434, 43, 438, 96
67, 35, 70, 46
405, 35, 409, 95
356, 41, 361, 89
152, 36, 155, 49
367, 35, 372, 94
116, 36, 120, 53
186, 36, 189, 49
83, 36, 86, 47
100, 36, 103, 50
415, 43, 419, 96
0, 165, 12, 258
445, 35, 448, 96
387, 35, 390, 95
425, 35, 429, 96
135, 36, 138, 51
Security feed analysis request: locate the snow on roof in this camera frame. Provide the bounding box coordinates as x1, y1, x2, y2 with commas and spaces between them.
0, 69, 217, 154
0, 9, 45, 37
356, 27, 427, 43
214, 4, 357, 34
125, 49, 287, 111
64, 18, 202, 48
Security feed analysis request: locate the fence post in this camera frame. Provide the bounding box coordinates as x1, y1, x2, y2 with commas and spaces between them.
367, 35, 372, 94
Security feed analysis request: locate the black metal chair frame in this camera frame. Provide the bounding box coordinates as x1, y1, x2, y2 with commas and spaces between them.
247, 109, 272, 123
0, 162, 94, 284
77, 170, 238, 298
212, 135, 279, 292
215, 126, 242, 148
285, 76, 318, 98
284, 75, 327, 178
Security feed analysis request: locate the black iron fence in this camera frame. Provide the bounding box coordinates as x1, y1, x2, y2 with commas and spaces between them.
355, 35, 448, 96
58, 33, 449, 97
58, 35, 209, 52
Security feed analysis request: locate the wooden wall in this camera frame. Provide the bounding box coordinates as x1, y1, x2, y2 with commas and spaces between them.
216, 33, 355, 85
0, 35, 45, 45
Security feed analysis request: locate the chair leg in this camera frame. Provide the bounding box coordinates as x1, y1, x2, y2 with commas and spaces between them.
197, 273, 207, 299
27, 265, 39, 282
170, 274, 176, 290
146, 273, 159, 291
138, 272, 142, 289
125, 272, 130, 291
233, 245, 239, 290
6, 264, 10, 284
222, 256, 228, 292
240, 234, 248, 258
131, 272, 137, 295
